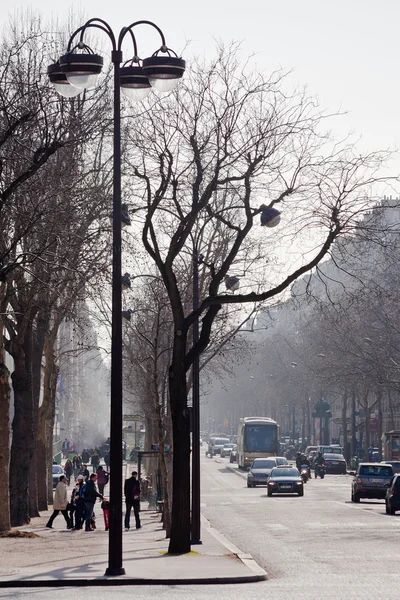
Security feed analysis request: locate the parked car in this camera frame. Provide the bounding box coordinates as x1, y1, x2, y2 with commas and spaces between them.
323, 453, 347, 474
385, 474, 400, 514
267, 466, 304, 497
275, 456, 289, 466
247, 458, 277, 487
351, 463, 394, 503
52, 464, 64, 488
230, 446, 238, 463
221, 443, 236, 458
381, 461, 400, 474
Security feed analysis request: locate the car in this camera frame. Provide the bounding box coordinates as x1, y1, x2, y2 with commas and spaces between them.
267, 466, 304, 496
209, 437, 230, 456
221, 444, 236, 458
305, 445, 318, 457
385, 474, 400, 514
247, 458, 277, 487
230, 446, 238, 463
52, 464, 64, 488
351, 462, 394, 503
381, 460, 400, 474
275, 456, 289, 466
323, 453, 347, 474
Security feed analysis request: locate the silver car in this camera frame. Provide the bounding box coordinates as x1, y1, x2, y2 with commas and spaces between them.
247, 458, 278, 487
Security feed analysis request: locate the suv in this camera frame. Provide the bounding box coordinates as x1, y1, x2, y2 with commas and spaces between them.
210, 437, 230, 456
385, 474, 400, 514
352, 463, 394, 503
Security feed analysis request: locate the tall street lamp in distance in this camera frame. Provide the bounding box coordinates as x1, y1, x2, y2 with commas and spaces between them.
47, 17, 185, 576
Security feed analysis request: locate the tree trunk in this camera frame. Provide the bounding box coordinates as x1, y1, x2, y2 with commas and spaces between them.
364, 404, 371, 461
342, 390, 348, 462
377, 392, 383, 461
168, 336, 190, 554
0, 361, 11, 531
37, 323, 59, 511
350, 389, 356, 460
29, 315, 47, 518
10, 337, 34, 526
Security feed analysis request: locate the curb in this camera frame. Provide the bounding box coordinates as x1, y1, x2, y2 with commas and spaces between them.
0, 574, 267, 588
203, 517, 267, 580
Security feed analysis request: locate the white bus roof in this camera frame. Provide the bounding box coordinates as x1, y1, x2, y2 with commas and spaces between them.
240, 417, 276, 424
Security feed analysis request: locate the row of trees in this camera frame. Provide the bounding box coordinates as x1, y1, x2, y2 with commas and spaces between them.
205, 199, 400, 461
0, 17, 395, 556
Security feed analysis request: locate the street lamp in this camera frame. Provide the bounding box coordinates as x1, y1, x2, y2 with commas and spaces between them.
48, 17, 185, 577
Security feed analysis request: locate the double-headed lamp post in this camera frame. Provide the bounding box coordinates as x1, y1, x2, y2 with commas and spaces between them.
47, 18, 185, 576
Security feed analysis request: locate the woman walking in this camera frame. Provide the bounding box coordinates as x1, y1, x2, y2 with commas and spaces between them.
72, 455, 81, 482
96, 465, 109, 496
64, 458, 73, 486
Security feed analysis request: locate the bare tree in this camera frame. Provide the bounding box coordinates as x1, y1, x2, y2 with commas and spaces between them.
120, 43, 393, 552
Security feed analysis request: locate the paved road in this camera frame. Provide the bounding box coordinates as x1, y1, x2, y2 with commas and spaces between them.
3, 456, 398, 599
201, 454, 400, 596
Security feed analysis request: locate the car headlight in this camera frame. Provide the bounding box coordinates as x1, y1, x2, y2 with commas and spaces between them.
248, 472, 253, 478
268, 481, 277, 486
296, 481, 303, 485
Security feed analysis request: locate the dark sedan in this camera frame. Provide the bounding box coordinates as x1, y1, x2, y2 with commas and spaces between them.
267, 467, 304, 497
352, 463, 394, 502
323, 453, 347, 474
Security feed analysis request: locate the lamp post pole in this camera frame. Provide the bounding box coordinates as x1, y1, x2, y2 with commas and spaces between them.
108, 50, 124, 575
47, 17, 185, 576
191, 249, 201, 544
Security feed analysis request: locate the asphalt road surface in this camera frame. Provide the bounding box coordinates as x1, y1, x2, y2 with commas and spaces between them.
1, 455, 399, 599
201, 454, 400, 596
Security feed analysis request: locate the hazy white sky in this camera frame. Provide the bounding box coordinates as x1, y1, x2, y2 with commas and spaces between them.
1, 0, 400, 170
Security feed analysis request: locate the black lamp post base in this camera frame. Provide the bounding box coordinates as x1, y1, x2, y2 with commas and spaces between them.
105, 567, 126, 576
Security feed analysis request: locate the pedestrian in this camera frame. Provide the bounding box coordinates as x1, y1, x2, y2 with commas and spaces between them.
104, 450, 110, 471
62, 438, 69, 459
124, 470, 141, 531
83, 473, 103, 532
91, 451, 100, 473
64, 458, 73, 485
81, 448, 90, 463
81, 464, 90, 481
46, 475, 72, 529
71, 476, 86, 529
72, 455, 82, 482
96, 465, 109, 496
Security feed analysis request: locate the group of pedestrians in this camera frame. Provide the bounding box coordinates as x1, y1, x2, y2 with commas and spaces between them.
46, 468, 141, 532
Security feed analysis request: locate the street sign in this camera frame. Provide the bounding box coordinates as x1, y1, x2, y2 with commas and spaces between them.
123, 415, 142, 421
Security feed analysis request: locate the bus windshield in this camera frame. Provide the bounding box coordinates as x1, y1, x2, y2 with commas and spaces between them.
244, 424, 277, 452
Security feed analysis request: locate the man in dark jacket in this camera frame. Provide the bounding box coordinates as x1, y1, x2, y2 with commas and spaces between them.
124, 471, 141, 531
84, 473, 103, 531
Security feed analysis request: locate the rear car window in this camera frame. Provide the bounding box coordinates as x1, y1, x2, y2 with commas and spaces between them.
359, 465, 393, 476
252, 459, 276, 468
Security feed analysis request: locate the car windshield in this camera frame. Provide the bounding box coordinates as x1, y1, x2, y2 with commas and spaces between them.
223, 444, 235, 449
360, 465, 393, 476
244, 425, 277, 452
215, 438, 230, 445
52, 466, 63, 474
251, 459, 276, 469
271, 468, 299, 477
276, 457, 288, 465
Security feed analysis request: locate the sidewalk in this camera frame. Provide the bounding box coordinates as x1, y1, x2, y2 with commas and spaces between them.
0, 509, 267, 587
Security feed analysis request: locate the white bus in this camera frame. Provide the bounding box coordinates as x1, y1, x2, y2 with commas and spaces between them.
237, 417, 279, 469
